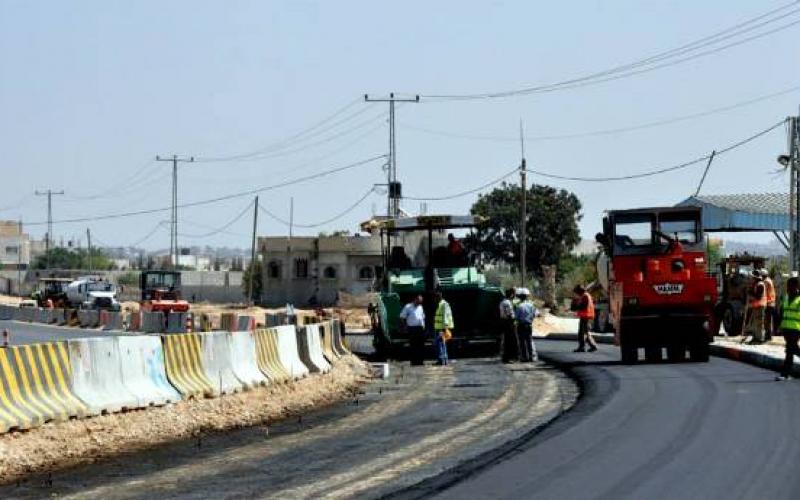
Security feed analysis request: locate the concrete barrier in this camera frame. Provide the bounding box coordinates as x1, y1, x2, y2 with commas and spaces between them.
332, 319, 349, 356
78, 309, 100, 328
0, 305, 14, 320
236, 315, 256, 332
228, 331, 268, 389
68, 338, 140, 414
52, 308, 66, 325
162, 333, 217, 398
274, 325, 309, 379
320, 321, 338, 362
167, 312, 188, 333
201, 331, 243, 395
128, 311, 142, 331
101, 311, 124, 331
117, 336, 181, 406
253, 328, 292, 383
220, 313, 236, 332
142, 311, 165, 333
17, 307, 35, 323
0, 342, 89, 432
302, 324, 331, 373
35, 308, 50, 324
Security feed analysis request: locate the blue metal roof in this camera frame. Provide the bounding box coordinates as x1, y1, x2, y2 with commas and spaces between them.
677, 193, 789, 232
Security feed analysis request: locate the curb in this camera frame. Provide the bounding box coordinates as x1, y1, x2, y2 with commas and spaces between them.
539, 331, 788, 375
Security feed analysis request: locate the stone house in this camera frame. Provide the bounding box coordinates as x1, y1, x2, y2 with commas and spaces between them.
258, 234, 383, 306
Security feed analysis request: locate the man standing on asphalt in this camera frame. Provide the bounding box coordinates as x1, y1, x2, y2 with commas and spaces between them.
499, 288, 518, 363
571, 285, 599, 353
776, 277, 800, 381
433, 291, 454, 366
762, 269, 776, 341
400, 295, 426, 366
746, 271, 767, 344
515, 288, 538, 362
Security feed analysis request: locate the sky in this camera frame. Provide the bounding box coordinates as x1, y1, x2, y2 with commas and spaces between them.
1, 0, 799, 251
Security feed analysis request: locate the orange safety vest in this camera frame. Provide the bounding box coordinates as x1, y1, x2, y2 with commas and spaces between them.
764, 277, 776, 306
577, 293, 595, 320
750, 281, 767, 308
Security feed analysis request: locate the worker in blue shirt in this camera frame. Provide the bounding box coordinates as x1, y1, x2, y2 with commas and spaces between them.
515, 288, 538, 362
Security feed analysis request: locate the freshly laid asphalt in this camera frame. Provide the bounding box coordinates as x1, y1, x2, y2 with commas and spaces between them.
427, 340, 800, 500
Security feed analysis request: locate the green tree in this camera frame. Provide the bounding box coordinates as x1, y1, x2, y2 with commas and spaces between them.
242, 259, 264, 302
33, 247, 115, 270
469, 182, 582, 275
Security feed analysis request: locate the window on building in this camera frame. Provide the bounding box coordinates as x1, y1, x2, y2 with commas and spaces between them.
323, 266, 337, 279
295, 258, 309, 279
268, 261, 281, 279
359, 266, 375, 280
5, 246, 18, 255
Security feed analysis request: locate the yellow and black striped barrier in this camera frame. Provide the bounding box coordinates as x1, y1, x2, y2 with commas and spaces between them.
254, 328, 291, 383
162, 334, 217, 398
0, 342, 88, 432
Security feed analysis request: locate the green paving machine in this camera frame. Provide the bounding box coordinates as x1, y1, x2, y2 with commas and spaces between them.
362, 215, 504, 359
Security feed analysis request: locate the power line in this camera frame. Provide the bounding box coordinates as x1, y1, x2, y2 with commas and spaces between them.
64, 159, 159, 201
259, 186, 377, 229
421, 3, 800, 100
178, 200, 254, 238
525, 119, 786, 182
24, 154, 387, 226
404, 168, 519, 201
401, 84, 800, 142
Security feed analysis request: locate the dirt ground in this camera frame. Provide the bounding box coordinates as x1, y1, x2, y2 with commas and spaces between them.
0, 355, 369, 484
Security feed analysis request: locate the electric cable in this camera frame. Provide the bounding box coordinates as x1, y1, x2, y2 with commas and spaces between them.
420, 2, 800, 100
178, 200, 254, 238
259, 186, 377, 228
23, 154, 387, 226
525, 119, 787, 182
404, 168, 519, 201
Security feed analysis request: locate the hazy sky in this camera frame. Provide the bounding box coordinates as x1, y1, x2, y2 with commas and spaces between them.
1, 1, 799, 250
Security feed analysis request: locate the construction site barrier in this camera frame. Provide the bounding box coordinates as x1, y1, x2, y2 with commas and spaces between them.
332, 319, 350, 355
200, 331, 243, 395
128, 311, 141, 331
302, 325, 332, 373
78, 310, 100, 328
274, 325, 309, 379
0, 305, 14, 320
51, 308, 66, 325
237, 315, 256, 331
219, 313, 236, 332
0, 342, 89, 433
35, 309, 50, 324
68, 338, 140, 415
17, 307, 35, 323
162, 333, 217, 398
167, 312, 188, 333
142, 311, 164, 333
319, 321, 338, 362
253, 328, 292, 383
117, 336, 181, 407
228, 331, 268, 389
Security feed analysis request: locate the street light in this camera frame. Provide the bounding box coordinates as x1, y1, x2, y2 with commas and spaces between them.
778, 154, 791, 167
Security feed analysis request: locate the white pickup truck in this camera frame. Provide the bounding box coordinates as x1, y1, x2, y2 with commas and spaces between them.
66, 278, 121, 311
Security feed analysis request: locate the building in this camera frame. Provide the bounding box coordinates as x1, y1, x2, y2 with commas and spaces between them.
258, 234, 383, 306
0, 221, 31, 269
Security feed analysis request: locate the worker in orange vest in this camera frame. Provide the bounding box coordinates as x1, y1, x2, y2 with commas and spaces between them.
761, 269, 776, 341
571, 285, 598, 353
747, 271, 767, 344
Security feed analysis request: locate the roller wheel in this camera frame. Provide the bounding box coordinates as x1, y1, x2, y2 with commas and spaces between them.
689, 339, 710, 362
644, 344, 663, 363
666, 343, 685, 362
620, 332, 638, 365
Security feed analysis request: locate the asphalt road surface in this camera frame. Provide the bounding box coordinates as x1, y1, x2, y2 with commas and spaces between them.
2, 356, 577, 499
425, 340, 800, 500
0, 320, 131, 345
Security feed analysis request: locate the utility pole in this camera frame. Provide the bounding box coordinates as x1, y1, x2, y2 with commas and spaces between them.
86, 228, 93, 273
519, 120, 527, 288
248, 196, 259, 305
364, 93, 420, 218
17, 219, 22, 297
35, 189, 64, 270
156, 154, 194, 269
791, 115, 800, 272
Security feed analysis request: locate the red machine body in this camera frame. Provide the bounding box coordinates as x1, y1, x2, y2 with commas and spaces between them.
139, 270, 190, 314
599, 206, 717, 363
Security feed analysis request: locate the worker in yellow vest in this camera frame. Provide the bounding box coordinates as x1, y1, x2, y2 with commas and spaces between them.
761, 269, 776, 341
776, 277, 800, 381
746, 272, 767, 344
434, 290, 454, 366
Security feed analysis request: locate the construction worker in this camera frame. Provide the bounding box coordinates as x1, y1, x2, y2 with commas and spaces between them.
515, 288, 538, 362
399, 295, 426, 366
571, 285, 599, 353
762, 269, 776, 341
776, 276, 800, 381
433, 291, 454, 366
499, 288, 518, 363
746, 271, 767, 344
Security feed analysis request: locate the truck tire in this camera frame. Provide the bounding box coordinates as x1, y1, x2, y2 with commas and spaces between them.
620, 331, 638, 364
689, 338, 710, 362
666, 343, 685, 362
644, 344, 663, 363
